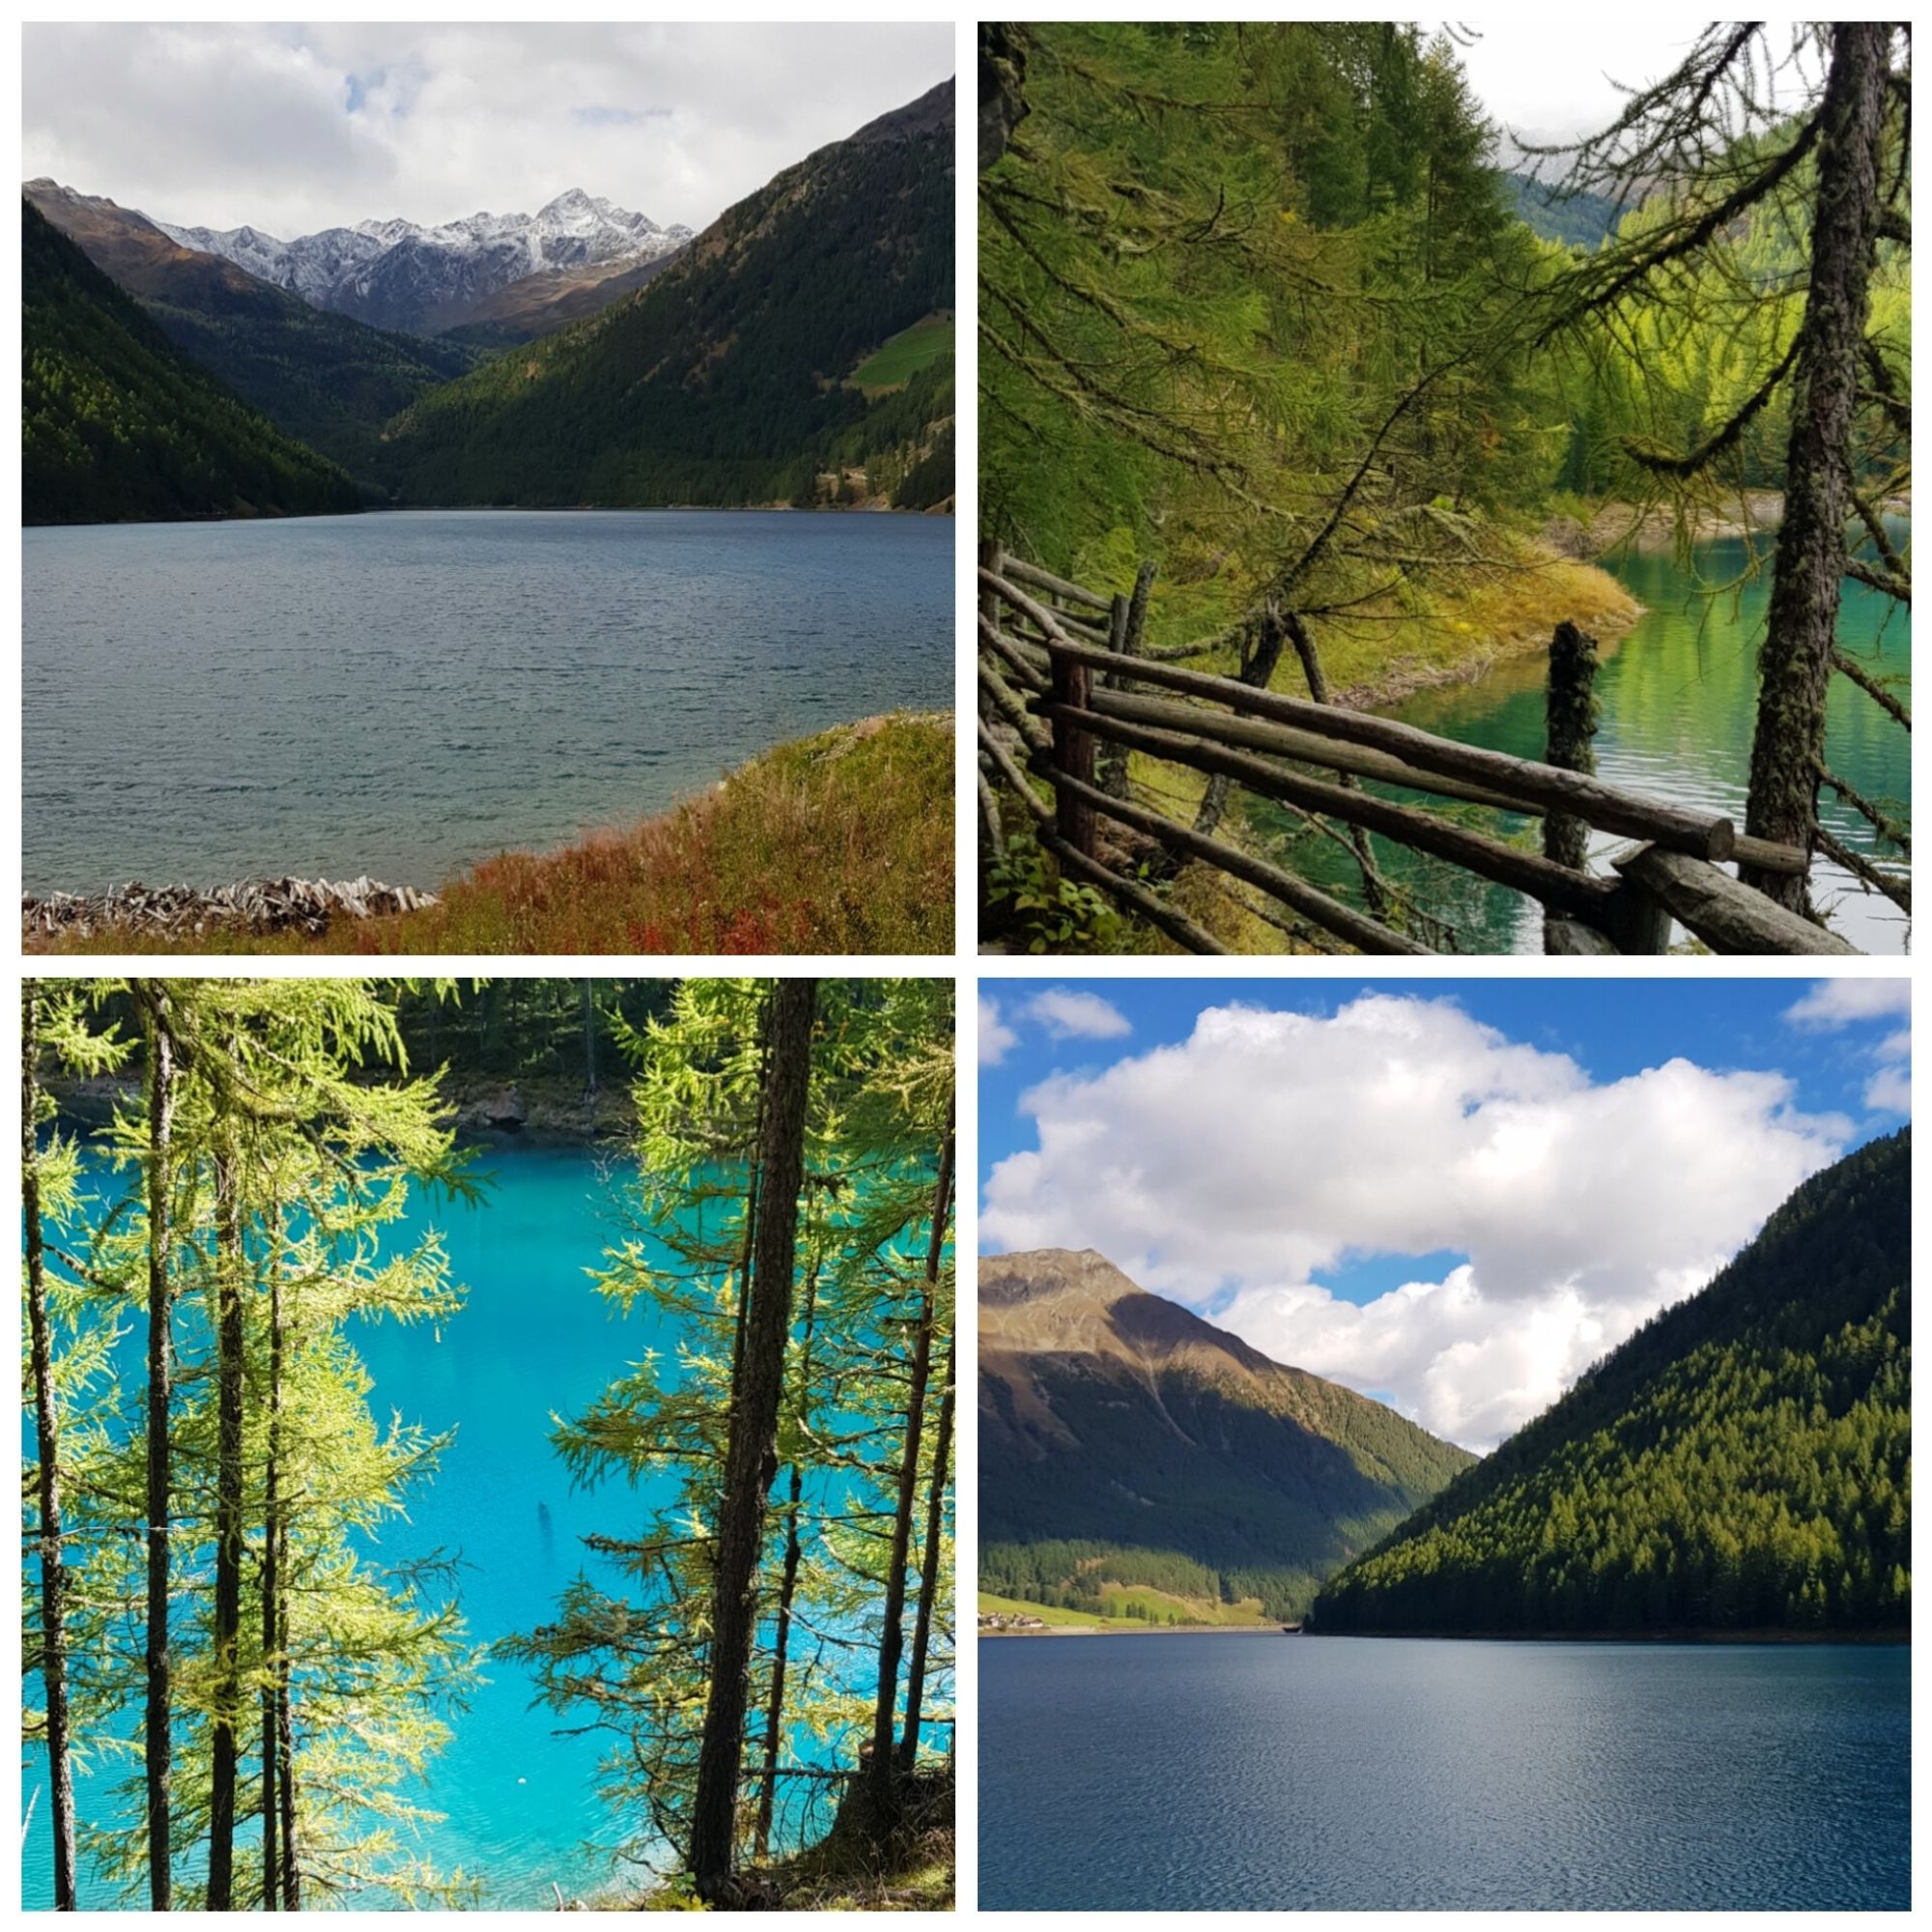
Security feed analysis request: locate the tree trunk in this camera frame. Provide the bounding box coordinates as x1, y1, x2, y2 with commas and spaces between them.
1741, 22, 1889, 911
139, 988, 177, 1912
1194, 615, 1287, 838
277, 1566, 299, 1911
582, 980, 598, 1098
206, 1142, 246, 1911
868, 1117, 955, 1814
261, 1208, 284, 1909
755, 1264, 820, 1860
23, 988, 78, 1910
690, 979, 816, 1902
899, 1328, 955, 1774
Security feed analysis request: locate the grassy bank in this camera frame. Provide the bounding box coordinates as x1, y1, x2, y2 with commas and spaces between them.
1145, 542, 1641, 707
978, 1589, 1273, 1631
34, 712, 952, 956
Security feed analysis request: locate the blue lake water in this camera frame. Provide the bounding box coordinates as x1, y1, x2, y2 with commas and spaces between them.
22, 509, 952, 893
980, 1632, 1910, 1910
24, 1143, 920, 1910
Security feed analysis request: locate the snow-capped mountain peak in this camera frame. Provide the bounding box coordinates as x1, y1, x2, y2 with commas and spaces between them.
148, 189, 691, 335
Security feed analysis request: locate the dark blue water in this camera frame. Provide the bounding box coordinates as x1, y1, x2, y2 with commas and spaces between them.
24, 1145, 910, 1910
980, 1633, 1910, 1910
22, 510, 952, 893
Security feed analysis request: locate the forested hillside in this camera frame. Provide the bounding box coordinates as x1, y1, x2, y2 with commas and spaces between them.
377, 81, 955, 508
980, 1249, 1473, 1620
22, 202, 358, 525
25, 181, 482, 491
1312, 1129, 1910, 1635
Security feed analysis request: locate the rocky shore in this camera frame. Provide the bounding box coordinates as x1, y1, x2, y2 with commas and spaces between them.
24, 875, 438, 944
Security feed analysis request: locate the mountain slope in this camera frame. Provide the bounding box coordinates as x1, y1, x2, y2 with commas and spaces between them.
1312, 1129, 1911, 1635
440, 244, 687, 345
980, 1248, 1475, 1621
1505, 170, 1625, 248
156, 187, 692, 336
374, 79, 956, 509
26, 180, 482, 488
22, 200, 358, 526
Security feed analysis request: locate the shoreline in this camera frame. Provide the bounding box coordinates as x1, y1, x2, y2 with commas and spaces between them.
26, 499, 956, 533
27, 708, 953, 956
24, 708, 951, 947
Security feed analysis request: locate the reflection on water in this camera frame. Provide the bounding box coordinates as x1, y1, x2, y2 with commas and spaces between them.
980, 1633, 1910, 1910
1252, 529, 1911, 953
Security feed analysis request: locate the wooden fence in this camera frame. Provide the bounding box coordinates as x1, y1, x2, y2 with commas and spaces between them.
978, 546, 1861, 956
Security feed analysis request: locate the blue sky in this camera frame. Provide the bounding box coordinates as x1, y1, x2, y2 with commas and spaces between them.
980, 977, 1908, 1448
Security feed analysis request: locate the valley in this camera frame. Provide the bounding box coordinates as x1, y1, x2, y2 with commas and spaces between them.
24, 77, 954, 521
20, 34, 956, 950
975, 979, 1912, 1911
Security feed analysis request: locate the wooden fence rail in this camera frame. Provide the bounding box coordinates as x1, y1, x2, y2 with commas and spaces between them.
978, 549, 1860, 957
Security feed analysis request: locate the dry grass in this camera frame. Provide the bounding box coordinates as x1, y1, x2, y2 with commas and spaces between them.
40, 712, 953, 957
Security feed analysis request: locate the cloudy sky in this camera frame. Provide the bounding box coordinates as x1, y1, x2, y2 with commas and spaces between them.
22, 22, 954, 237
980, 979, 1909, 1453
1452, 19, 1827, 154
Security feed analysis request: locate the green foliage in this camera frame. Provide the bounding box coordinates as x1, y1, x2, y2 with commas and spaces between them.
375, 97, 954, 510
23, 979, 479, 1906
139, 283, 485, 494
500, 980, 955, 1873
980, 25, 1552, 594
982, 836, 1122, 952
1313, 1130, 1911, 1635
22, 203, 358, 526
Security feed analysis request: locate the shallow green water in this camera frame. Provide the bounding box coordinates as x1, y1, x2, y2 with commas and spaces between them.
1252, 530, 1911, 952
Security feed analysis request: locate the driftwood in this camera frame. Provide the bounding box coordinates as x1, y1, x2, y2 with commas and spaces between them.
23, 876, 439, 942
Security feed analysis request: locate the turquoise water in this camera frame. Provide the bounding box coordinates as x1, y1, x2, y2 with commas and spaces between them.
23, 1144, 917, 1910
980, 1633, 1911, 1909
1258, 529, 1911, 952
22, 509, 952, 893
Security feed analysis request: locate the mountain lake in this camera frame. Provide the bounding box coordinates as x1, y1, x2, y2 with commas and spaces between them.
980, 1629, 1909, 1910
22, 1144, 943, 1909
22, 509, 952, 895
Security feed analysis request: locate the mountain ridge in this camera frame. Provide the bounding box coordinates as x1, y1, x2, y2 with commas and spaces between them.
23, 178, 482, 487
980, 1246, 1474, 1621
22, 198, 358, 525
149, 185, 692, 336
1311, 1130, 1911, 1635
373, 77, 956, 509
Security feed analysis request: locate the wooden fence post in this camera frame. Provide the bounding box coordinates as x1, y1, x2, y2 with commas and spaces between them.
1099, 592, 1131, 799
1544, 621, 1600, 869
1049, 648, 1096, 860
1544, 620, 1610, 952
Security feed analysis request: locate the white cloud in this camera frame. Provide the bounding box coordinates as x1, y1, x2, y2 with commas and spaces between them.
978, 995, 1018, 1068
22, 23, 953, 237
1865, 1064, 1912, 1113
1784, 980, 1912, 1118
1023, 988, 1132, 1041
981, 994, 1848, 1450
1784, 980, 1911, 1028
